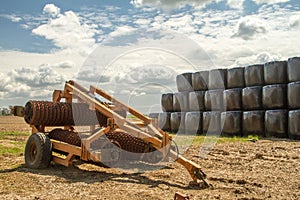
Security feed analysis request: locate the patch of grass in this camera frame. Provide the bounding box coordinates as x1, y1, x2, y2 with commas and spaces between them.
0, 132, 28, 157
170, 134, 259, 146
0, 131, 29, 139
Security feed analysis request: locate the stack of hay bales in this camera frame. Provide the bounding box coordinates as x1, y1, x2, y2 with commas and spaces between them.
155, 57, 300, 140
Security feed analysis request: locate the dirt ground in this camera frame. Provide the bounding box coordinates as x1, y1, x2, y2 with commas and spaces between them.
0, 116, 299, 200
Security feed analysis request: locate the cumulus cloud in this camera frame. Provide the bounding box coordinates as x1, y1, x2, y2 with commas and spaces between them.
232, 17, 267, 40
252, 0, 290, 5
8, 65, 65, 88
32, 4, 98, 55
43, 4, 61, 18
233, 52, 282, 66
130, 0, 218, 9
0, 14, 22, 22
289, 15, 300, 28
52, 61, 75, 69
109, 26, 136, 37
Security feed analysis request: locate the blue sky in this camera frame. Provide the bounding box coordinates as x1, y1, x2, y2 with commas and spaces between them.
0, 0, 299, 111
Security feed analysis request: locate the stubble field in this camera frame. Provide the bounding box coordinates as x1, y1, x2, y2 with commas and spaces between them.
0, 116, 299, 199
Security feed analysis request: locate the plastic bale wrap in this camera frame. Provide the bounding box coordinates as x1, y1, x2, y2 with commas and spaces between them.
242, 86, 263, 110
264, 61, 287, 85
170, 112, 186, 134
158, 112, 171, 132
288, 57, 300, 82
173, 92, 189, 112
208, 69, 227, 89
244, 64, 264, 87
161, 93, 174, 112
204, 89, 224, 111
262, 84, 287, 109
176, 73, 193, 92
288, 110, 300, 140
243, 111, 265, 137
227, 67, 245, 88
265, 110, 288, 138
221, 111, 242, 137
149, 113, 159, 119
202, 111, 221, 135
192, 70, 209, 91
189, 91, 205, 111
185, 111, 202, 135
288, 81, 300, 109
223, 88, 243, 111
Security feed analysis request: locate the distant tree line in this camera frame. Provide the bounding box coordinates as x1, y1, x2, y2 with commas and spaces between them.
0, 107, 12, 116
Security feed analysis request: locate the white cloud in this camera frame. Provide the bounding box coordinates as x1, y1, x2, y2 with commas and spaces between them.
130, 0, 218, 9
289, 15, 300, 28
232, 52, 282, 66
32, 5, 98, 55
109, 25, 136, 37
43, 4, 61, 18
52, 61, 75, 69
227, 0, 244, 9
252, 0, 290, 5
0, 14, 22, 22
232, 17, 267, 40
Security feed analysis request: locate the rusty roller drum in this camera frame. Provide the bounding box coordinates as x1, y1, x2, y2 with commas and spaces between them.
243, 111, 265, 137
223, 88, 242, 111
244, 64, 264, 87
176, 73, 193, 92
288, 81, 300, 109
202, 111, 221, 136
170, 112, 186, 134
264, 61, 288, 85
288, 110, 300, 140
189, 91, 205, 111
204, 89, 224, 111
185, 111, 202, 135
227, 67, 245, 89
288, 57, 300, 82
24, 101, 108, 126
208, 69, 227, 90
48, 129, 158, 162
161, 93, 174, 112
242, 86, 263, 110
265, 110, 288, 138
221, 111, 242, 137
192, 70, 209, 91
262, 84, 287, 109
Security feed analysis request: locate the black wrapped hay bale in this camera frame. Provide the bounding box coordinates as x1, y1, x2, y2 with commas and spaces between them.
161, 93, 173, 112
264, 61, 287, 85
203, 111, 221, 135
263, 84, 287, 109
221, 111, 242, 137
149, 113, 159, 119
173, 92, 189, 112
192, 70, 209, 91
227, 67, 245, 88
176, 73, 193, 92
265, 110, 288, 138
189, 91, 205, 111
242, 86, 263, 110
243, 111, 265, 137
185, 111, 202, 135
223, 88, 242, 111
204, 89, 224, 111
208, 69, 227, 89
158, 112, 171, 132
244, 64, 264, 86
288, 110, 300, 140
288, 81, 300, 109
170, 112, 186, 133
288, 57, 300, 82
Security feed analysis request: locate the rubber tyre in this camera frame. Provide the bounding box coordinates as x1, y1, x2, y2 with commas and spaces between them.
25, 132, 52, 169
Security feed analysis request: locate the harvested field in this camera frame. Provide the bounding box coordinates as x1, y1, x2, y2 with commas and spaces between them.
0, 116, 299, 200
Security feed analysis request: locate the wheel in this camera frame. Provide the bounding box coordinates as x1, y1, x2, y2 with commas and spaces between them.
25, 132, 52, 169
